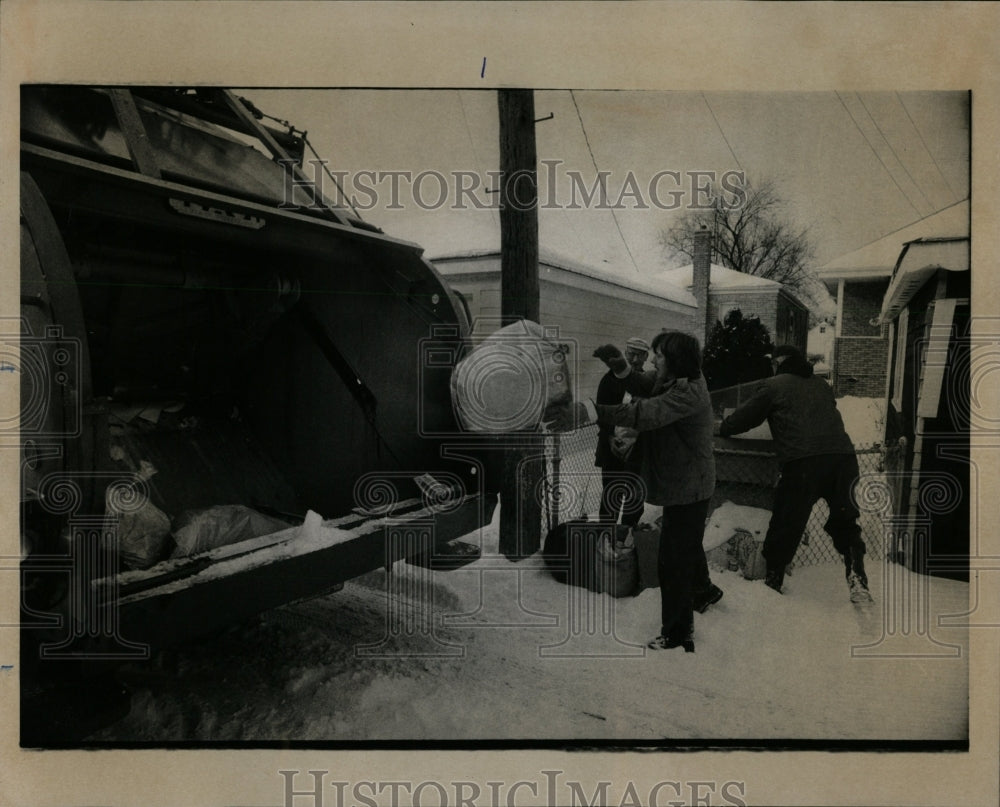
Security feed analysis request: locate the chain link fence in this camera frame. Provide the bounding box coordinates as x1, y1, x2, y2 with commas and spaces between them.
541, 423, 886, 569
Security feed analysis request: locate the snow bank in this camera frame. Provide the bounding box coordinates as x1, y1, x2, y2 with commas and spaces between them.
836, 396, 886, 447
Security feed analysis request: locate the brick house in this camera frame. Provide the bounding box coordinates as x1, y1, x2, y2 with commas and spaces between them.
817, 199, 968, 398
655, 228, 810, 352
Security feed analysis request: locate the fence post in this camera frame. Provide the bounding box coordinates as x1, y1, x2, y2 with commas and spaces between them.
550, 431, 561, 531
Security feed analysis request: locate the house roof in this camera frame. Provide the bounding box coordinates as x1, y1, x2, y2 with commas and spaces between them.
654, 262, 783, 293
877, 237, 969, 324
430, 247, 697, 308
817, 199, 969, 284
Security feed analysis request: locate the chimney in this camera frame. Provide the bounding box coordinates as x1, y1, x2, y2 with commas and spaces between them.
692, 225, 712, 343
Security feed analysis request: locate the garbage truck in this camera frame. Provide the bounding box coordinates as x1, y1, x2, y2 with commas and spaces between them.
17, 86, 497, 741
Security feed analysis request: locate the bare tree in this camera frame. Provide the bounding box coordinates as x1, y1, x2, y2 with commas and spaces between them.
660, 178, 815, 293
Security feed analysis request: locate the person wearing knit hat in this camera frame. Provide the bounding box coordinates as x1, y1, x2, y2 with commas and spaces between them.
625, 337, 651, 355
592, 338, 650, 530
718, 344, 873, 604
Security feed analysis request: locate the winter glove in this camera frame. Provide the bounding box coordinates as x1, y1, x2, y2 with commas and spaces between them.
592, 344, 628, 375
716, 408, 736, 437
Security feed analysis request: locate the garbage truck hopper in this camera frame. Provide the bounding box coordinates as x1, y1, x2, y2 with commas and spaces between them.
17, 87, 495, 669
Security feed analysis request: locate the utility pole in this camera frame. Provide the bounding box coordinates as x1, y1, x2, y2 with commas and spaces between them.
498, 90, 540, 325
497, 89, 542, 559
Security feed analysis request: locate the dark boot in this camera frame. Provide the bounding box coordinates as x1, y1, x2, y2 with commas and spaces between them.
764, 566, 784, 593
693, 583, 724, 613
650, 611, 695, 652
648, 635, 695, 653
665, 636, 696, 653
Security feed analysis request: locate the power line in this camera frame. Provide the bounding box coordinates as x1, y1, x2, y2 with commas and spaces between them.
701, 93, 745, 175
456, 90, 500, 230
838, 196, 968, 256
569, 90, 642, 274
856, 94, 934, 213
835, 91, 922, 218
700, 94, 749, 266
895, 92, 960, 203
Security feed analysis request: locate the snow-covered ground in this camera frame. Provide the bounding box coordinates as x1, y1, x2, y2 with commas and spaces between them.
835, 396, 887, 448
95, 507, 967, 744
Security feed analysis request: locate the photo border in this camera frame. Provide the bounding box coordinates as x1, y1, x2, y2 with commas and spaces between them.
1, 2, 997, 805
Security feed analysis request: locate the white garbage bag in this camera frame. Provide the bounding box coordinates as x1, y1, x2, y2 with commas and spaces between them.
450, 320, 571, 432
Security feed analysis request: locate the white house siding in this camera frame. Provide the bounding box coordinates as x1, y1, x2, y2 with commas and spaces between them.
539, 278, 695, 399
431, 253, 696, 404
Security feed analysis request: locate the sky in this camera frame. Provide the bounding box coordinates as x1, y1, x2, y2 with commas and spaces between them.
242, 89, 968, 296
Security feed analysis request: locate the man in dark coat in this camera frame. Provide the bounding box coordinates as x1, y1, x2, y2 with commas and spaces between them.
594, 337, 649, 528
718, 344, 873, 603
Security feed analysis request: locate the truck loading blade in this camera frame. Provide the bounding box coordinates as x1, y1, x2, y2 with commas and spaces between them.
95, 493, 493, 649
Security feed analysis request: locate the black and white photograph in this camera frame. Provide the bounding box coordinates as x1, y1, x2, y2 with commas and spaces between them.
2, 2, 998, 807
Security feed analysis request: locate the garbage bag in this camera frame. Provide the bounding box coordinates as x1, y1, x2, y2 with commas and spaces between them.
113, 501, 172, 569
543, 518, 598, 587
104, 459, 171, 570
594, 533, 639, 598
702, 501, 771, 580
171, 505, 290, 558
543, 519, 638, 597
451, 320, 571, 432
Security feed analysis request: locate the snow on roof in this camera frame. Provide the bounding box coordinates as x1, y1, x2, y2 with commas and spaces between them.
430, 247, 697, 308
817, 199, 969, 278
654, 263, 782, 292
877, 237, 969, 324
